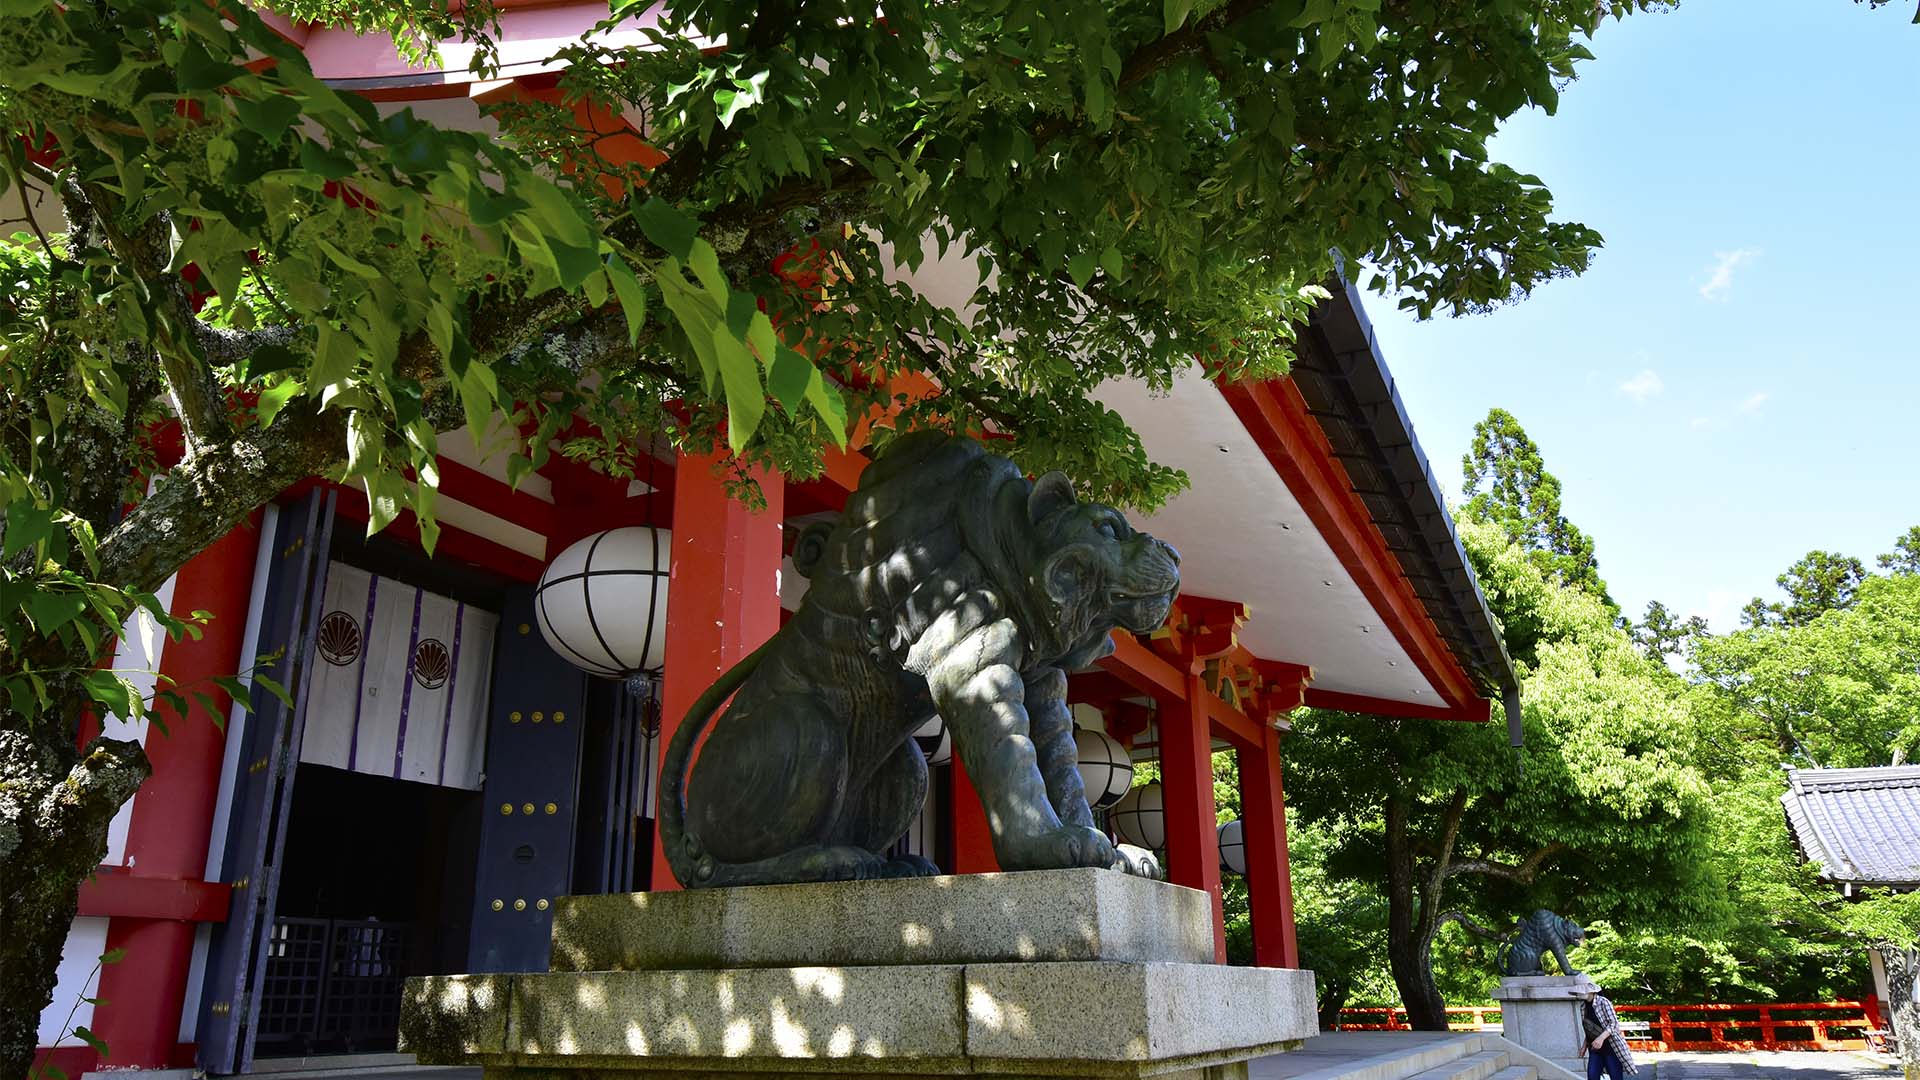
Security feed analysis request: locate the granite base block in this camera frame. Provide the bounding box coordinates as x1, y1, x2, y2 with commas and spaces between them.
551, 869, 1215, 972
405, 961, 1314, 1076
405, 871, 1315, 1079
1490, 974, 1598, 1076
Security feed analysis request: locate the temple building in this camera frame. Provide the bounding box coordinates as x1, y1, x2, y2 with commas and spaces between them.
30, 8, 1520, 1076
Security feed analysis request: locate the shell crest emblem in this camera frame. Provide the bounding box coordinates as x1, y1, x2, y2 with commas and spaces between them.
412, 638, 451, 690
318, 611, 362, 666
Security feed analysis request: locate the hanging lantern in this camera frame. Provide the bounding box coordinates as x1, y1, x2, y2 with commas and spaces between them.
1217, 818, 1247, 875
1110, 780, 1165, 851
911, 714, 952, 766
1075, 728, 1134, 810
534, 527, 671, 681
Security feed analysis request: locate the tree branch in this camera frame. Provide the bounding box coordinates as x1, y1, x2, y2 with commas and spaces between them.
1425, 787, 1470, 903
1432, 909, 1513, 942
59, 177, 236, 455
95, 286, 590, 595
1445, 842, 1567, 883
191, 323, 304, 367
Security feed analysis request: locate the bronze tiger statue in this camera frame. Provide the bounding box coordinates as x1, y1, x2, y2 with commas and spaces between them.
1499, 909, 1587, 976
657, 432, 1181, 887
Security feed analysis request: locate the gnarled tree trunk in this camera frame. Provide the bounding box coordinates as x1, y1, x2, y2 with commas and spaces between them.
1382, 786, 1561, 1034
0, 721, 150, 1080
1384, 794, 1451, 1030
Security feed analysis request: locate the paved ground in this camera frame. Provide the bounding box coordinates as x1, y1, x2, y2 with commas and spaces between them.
243, 1047, 1902, 1080
1642, 1051, 1899, 1080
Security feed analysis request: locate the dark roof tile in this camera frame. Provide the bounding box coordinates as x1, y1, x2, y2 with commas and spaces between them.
1781, 766, 1920, 888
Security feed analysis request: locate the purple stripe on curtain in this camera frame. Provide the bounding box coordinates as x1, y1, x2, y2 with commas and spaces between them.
436, 603, 466, 785
345, 573, 380, 770
392, 587, 426, 778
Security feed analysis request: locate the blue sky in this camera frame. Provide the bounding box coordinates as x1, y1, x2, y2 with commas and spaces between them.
1364, 0, 1920, 632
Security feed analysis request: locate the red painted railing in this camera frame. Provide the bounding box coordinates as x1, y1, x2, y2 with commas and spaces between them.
1335, 1006, 1500, 1032
1335, 1001, 1878, 1052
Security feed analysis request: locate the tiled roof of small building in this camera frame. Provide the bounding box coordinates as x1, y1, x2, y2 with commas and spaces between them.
1781, 766, 1920, 888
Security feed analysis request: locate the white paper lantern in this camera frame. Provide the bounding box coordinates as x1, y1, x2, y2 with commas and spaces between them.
1075, 728, 1134, 810
911, 714, 952, 766
1110, 780, 1165, 851
534, 527, 671, 678
1218, 818, 1247, 875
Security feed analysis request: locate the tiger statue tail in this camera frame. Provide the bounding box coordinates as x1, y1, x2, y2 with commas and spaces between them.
655, 637, 776, 889
655, 637, 885, 889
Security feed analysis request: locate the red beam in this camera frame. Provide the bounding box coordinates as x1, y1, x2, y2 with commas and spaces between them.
1239, 726, 1299, 968
76, 867, 230, 923
1303, 687, 1491, 722
650, 452, 785, 891
1200, 692, 1265, 752
1216, 378, 1485, 718
95, 522, 260, 1068
1162, 670, 1226, 961
1097, 630, 1187, 702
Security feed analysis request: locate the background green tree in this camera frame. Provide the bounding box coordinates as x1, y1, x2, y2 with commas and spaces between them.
1701, 571, 1920, 769
1880, 526, 1920, 575
1741, 551, 1869, 629
1284, 517, 1716, 1030
1575, 551, 1920, 1001
1632, 599, 1708, 667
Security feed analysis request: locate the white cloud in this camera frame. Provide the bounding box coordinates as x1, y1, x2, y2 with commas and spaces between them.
1739, 391, 1769, 413
1699, 248, 1761, 300
1619, 369, 1665, 402
1690, 416, 1717, 431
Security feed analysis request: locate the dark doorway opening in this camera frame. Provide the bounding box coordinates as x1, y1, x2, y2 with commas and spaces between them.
255, 764, 481, 1057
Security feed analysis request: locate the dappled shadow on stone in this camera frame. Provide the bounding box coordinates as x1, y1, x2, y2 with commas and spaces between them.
402, 870, 1318, 1078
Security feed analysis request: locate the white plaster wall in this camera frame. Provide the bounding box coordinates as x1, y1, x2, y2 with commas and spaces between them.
102, 570, 176, 866
177, 924, 212, 1043
36, 917, 109, 1045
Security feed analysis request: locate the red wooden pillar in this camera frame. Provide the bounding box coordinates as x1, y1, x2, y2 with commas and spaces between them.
1159, 672, 1225, 961
1240, 724, 1299, 967
93, 517, 263, 1068
948, 759, 1000, 873
650, 452, 785, 891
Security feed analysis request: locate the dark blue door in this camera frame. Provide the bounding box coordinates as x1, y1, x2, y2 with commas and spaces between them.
198, 491, 336, 1073
466, 586, 587, 972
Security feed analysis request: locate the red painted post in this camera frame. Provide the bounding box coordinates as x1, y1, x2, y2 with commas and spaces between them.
1239, 724, 1298, 967
948, 759, 1000, 873
650, 452, 785, 892
1159, 671, 1225, 961
93, 518, 263, 1068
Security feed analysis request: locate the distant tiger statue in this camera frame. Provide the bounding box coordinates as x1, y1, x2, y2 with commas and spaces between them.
1497, 909, 1586, 977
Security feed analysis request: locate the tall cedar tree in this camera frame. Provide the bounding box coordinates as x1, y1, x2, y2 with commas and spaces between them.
1460, 408, 1613, 612
1741, 551, 1868, 629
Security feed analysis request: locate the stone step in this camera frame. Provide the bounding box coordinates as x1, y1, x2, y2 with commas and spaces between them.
1254, 1032, 1491, 1080
1489, 1065, 1540, 1080
1401, 1049, 1512, 1080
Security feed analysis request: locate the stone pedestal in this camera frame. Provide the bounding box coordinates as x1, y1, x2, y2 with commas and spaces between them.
403, 869, 1317, 1079
1490, 974, 1598, 1076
